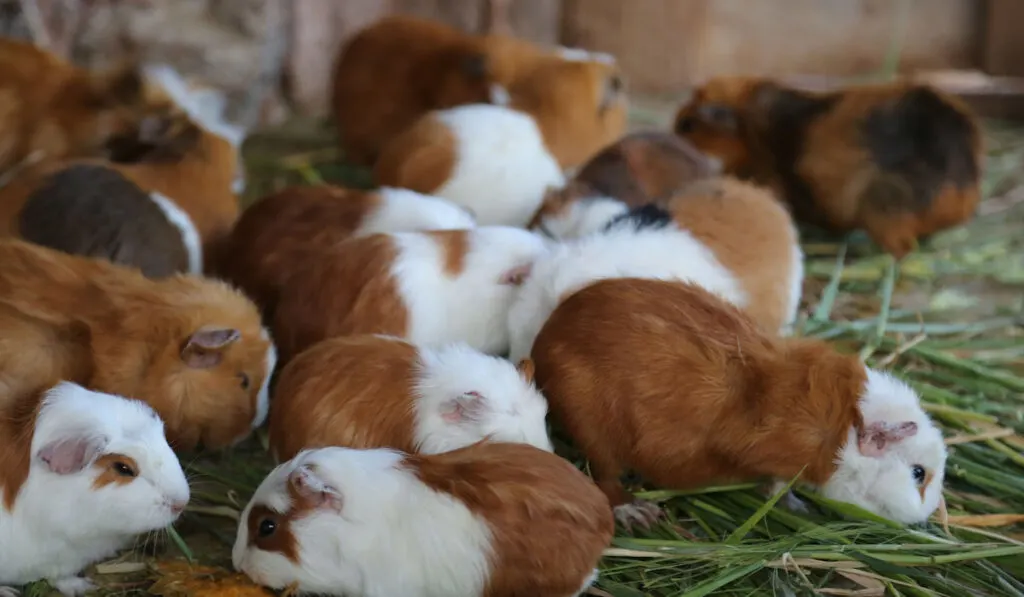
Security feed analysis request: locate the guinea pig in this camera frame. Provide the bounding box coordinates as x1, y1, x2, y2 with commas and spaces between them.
0, 381, 190, 594
673, 77, 983, 258
268, 334, 552, 462
531, 277, 947, 529
374, 104, 565, 227
218, 184, 476, 319
232, 441, 613, 597
507, 176, 804, 363
16, 163, 202, 278
0, 238, 277, 451
0, 39, 190, 173
272, 226, 549, 364
528, 131, 721, 239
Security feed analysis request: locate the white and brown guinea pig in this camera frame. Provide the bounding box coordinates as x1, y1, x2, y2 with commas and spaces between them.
16, 163, 202, 278
531, 278, 947, 529
268, 334, 552, 462
272, 226, 549, 364
218, 184, 476, 319
0, 381, 190, 592
528, 131, 722, 239
507, 176, 804, 363
232, 441, 613, 597
374, 104, 565, 227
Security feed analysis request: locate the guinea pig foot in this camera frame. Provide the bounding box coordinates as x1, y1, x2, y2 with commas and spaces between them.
0, 586, 22, 597
613, 499, 664, 533
49, 576, 95, 597
780, 490, 811, 514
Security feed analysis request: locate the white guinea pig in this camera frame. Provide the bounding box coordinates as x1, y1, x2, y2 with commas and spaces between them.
374, 103, 566, 227
0, 381, 190, 595
233, 442, 613, 597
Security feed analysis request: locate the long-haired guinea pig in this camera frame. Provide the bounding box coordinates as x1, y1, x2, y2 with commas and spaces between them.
507, 176, 804, 362
0, 238, 277, 451
0, 381, 190, 591
0, 39, 190, 173
218, 184, 475, 319
15, 163, 202, 278
374, 104, 565, 227
272, 226, 549, 364
673, 77, 983, 258
531, 277, 947, 528
529, 131, 721, 239
232, 441, 613, 597
268, 335, 552, 462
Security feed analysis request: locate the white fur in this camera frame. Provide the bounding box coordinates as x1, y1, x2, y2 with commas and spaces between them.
556, 47, 616, 65
253, 327, 278, 429
0, 382, 189, 588
780, 242, 806, 336
507, 224, 746, 363
392, 226, 551, 355
411, 342, 552, 454
488, 83, 511, 107
822, 370, 947, 524
355, 187, 477, 235
146, 191, 203, 275
232, 447, 494, 597
429, 105, 565, 227
535, 194, 630, 240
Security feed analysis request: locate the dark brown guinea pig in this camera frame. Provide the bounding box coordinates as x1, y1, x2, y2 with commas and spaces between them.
16, 163, 200, 278
673, 77, 983, 258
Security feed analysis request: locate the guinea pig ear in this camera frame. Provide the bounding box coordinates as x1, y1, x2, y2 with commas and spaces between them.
440, 391, 486, 424
36, 434, 108, 475
182, 326, 241, 368
289, 464, 342, 512
500, 263, 532, 286
516, 358, 535, 384
857, 421, 918, 458
695, 103, 738, 132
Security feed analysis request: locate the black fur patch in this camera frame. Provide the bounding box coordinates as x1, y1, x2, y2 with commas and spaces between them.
860, 86, 979, 213
602, 203, 673, 233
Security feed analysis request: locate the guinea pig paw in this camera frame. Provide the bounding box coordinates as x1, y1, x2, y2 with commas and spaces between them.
0, 586, 22, 597
780, 490, 811, 514
49, 577, 95, 597
614, 500, 663, 533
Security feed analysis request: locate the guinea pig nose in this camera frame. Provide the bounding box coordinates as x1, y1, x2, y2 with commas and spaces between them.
168, 500, 188, 515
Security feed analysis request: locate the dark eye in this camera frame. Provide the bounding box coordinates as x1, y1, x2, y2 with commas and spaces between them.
675, 117, 696, 134
113, 461, 137, 478
257, 518, 277, 538
239, 373, 250, 390
911, 465, 926, 484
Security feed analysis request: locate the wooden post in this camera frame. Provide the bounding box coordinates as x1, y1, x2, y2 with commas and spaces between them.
982, 0, 1024, 77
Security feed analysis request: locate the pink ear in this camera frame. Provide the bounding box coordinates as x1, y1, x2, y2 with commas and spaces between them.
500, 263, 532, 286
181, 326, 241, 368
289, 465, 342, 511
440, 391, 485, 424
857, 421, 918, 457
36, 435, 107, 475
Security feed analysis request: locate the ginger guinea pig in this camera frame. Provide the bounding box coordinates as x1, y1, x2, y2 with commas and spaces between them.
0, 381, 190, 593
272, 226, 548, 363
673, 77, 983, 258
218, 184, 475, 319
16, 163, 202, 278
532, 277, 947, 528
508, 176, 804, 362
374, 104, 565, 227
529, 131, 721, 239
0, 238, 277, 451
269, 335, 552, 461
232, 442, 613, 597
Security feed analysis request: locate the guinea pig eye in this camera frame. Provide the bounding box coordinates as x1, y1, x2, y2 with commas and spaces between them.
257, 518, 277, 538
239, 373, 250, 390
676, 117, 696, 134
112, 461, 137, 478
911, 465, 926, 484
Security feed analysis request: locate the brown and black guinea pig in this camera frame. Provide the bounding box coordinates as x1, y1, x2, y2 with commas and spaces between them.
673, 77, 983, 258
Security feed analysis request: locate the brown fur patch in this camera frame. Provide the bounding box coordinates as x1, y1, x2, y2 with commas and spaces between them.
269, 335, 420, 461
0, 238, 271, 452
530, 277, 866, 508
217, 185, 379, 319
91, 453, 139, 489
272, 234, 407, 365
667, 177, 800, 334
406, 441, 613, 597
526, 180, 601, 231
0, 388, 44, 510
373, 112, 457, 195
246, 471, 324, 564
432, 229, 469, 276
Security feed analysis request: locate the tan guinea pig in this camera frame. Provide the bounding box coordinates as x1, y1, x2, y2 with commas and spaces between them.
272, 226, 549, 364
531, 277, 947, 529
218, 185, 476, 320
232, 441, 613, 597
0, 238, 277, 451
268, 334, 552, 462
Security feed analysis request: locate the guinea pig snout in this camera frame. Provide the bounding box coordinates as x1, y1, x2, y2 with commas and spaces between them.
164, 496, 189, 517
